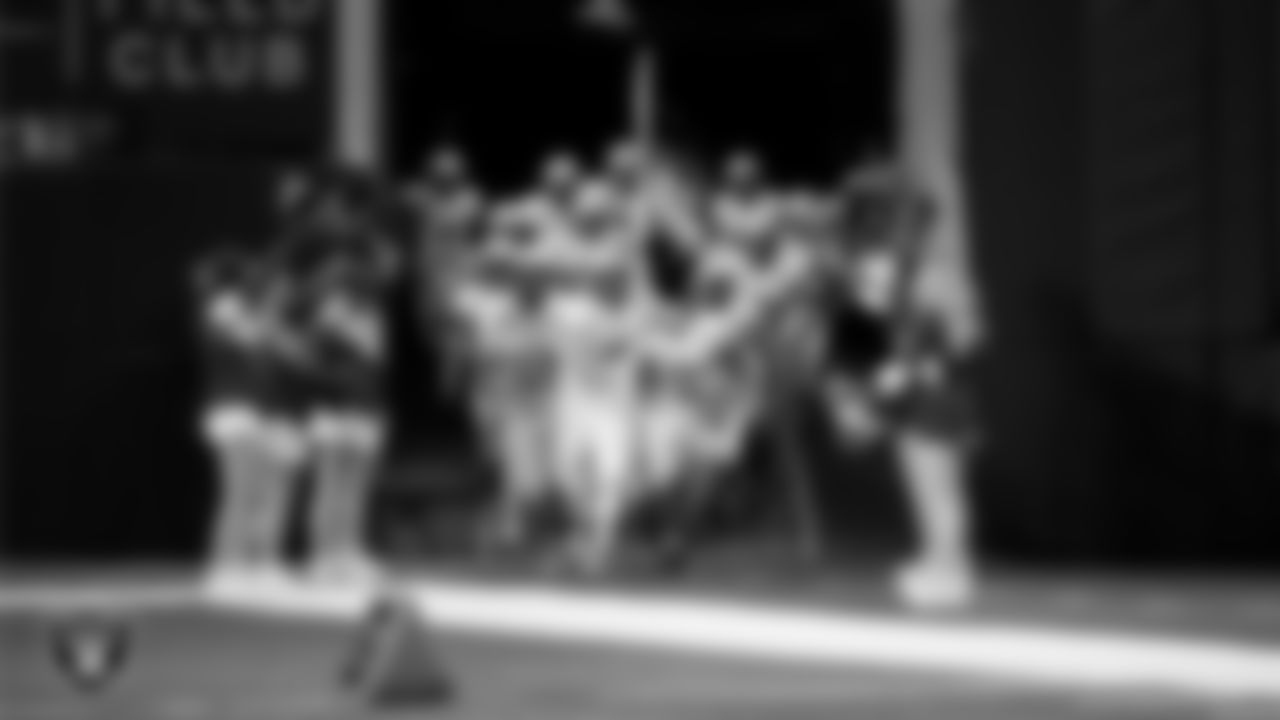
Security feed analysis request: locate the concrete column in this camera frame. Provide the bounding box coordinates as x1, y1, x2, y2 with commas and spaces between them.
332, 0, 383, 170
896, 0, 985, 354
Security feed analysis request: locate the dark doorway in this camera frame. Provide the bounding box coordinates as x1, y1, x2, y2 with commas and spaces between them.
385, 0, 894, 185
386, 0, 630, 187
379, 1, 900, 556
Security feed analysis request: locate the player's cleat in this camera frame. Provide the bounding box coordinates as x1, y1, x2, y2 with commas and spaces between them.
893, 557, 977, 612
203, 562, 293, 599
307, 551, 384, 587
341, 592, 454, 709
49, 614, 131, 693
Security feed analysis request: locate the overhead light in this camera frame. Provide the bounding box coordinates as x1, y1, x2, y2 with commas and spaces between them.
578, 0, 634, 33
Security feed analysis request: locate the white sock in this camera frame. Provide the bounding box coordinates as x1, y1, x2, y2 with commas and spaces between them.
894, 431, 973, 569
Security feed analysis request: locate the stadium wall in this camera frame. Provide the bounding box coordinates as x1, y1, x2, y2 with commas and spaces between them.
0, 165, 278, 560
964, 0, 1280, 566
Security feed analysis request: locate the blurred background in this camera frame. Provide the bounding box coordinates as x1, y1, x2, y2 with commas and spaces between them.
0, 0, 1276, 572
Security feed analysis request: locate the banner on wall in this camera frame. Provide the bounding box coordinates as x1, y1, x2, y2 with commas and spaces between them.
80, 0, 332, 97
0, 0, 337, 162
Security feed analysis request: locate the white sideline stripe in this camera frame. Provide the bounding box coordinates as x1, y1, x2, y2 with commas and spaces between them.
5, 578, 1280, 701
204, 578, 1280, 701
0, 582, 197, 611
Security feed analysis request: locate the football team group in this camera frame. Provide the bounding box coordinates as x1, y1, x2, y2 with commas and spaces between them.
196, 141, 981, 611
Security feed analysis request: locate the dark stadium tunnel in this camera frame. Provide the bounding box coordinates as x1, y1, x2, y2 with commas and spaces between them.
386, 0, 895, 187
378, 0, 901, 536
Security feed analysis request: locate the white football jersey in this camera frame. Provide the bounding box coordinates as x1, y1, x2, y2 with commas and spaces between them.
849, 247, 902, 315
564, 180, 642, 275
447, 268, 515, 351
740, 235, 818, 303
481, 198, 551, 266
448, 260, 552, 361
544, 277, 640, 398
710, 190, 782, 244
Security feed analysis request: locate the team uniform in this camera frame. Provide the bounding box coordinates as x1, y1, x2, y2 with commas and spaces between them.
414, 180, 484, 236
709, 188, 783, 247
565, 180, 646, 278
299, 258, 390, 451
447, 255, 560, 545
256, 183, 401, 580
414, 181, 485, 278
822, 174, 981, 609
823, 164, 979, 449
824, 287, 979, 448
289, 238, 396, 579
198, 251, 310, 587
636, 269, 761, 494
198, 257, 308, 462
541, 271, 645, 571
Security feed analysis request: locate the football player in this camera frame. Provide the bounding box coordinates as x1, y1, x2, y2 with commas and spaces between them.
447, 253, 559, 551
636, 245, 761, 488
824, 172, 979, 611
411, 146, 485, 262
541, 268, 647, 575
599, 140, 650, 237
709, 150, 782, 246
630, 249, 767, 567
294, 243, 394, 583
564, 180, 643, 280
277, 165, 403, 288
197, 248, 309, 591
410, 147, 486, 375
531, 151, 587, 224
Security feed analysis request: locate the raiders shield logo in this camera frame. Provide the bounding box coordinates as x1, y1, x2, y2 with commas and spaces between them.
50, 615, 129, 692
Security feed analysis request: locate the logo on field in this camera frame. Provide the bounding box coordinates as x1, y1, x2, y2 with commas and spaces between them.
50, 615, 130, 693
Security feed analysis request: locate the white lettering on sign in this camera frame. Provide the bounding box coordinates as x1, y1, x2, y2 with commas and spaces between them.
261, 33, 306, 89
208, 38, 255, 89
92, 0, 327, 94
103, 33, 312, 92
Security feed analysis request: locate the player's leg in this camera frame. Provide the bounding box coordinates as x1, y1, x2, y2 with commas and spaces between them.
202, 402, 303, 587
485, 398, 553, 549
654, 384, 766, 568
889, 386, 979, 610
644, 396, 721, 569
573, 378, 646, 575
544, 376, 588, 565
476, 362, 557, 549
644, 393, 688, 495
549, 378, 614, 574
305, 405, 388, 583
238, 411, 309, 571
203, 402, 268, 576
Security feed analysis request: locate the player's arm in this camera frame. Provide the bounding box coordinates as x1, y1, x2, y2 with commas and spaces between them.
314, 292, 385, 361
645, 184, 709, 254
872, 307, 949, 398
203, 289, 275, 350
639, 302, 741, 366
257, 299, 316, 366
